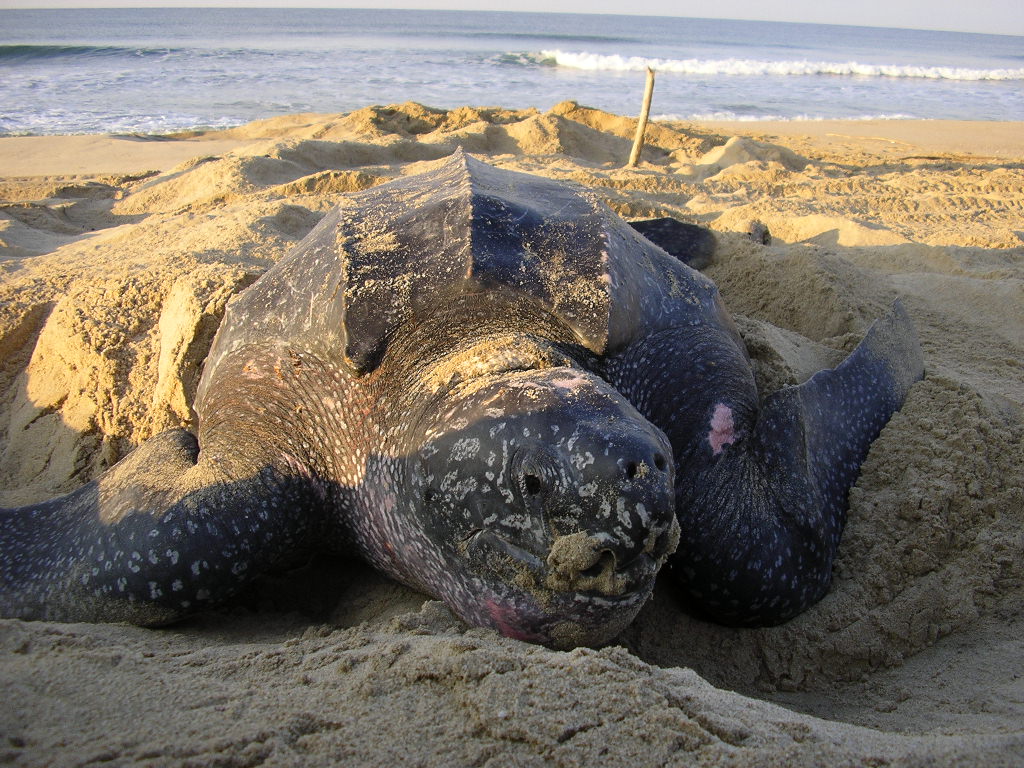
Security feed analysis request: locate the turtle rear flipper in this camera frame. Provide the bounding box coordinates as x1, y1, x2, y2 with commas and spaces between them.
0, 430, 311, 625
671, 301, 924, 625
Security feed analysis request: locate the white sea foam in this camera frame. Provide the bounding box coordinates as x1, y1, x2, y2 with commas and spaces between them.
539, 50, 1024, 81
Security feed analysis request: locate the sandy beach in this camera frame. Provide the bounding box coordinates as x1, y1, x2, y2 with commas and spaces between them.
1, 102, 1022, 766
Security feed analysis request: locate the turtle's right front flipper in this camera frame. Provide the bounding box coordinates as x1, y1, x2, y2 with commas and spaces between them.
673, 301, 923, 625
0, 429, 311, 625
608, 300, 923, 626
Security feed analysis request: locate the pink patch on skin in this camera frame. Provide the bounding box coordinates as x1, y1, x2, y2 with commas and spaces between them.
485, 598, 542, 643
708, 403, 736, 455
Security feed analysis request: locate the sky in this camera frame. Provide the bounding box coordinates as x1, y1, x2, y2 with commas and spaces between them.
1, 0, 1022, 37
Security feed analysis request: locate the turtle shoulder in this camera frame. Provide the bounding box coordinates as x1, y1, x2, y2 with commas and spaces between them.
199, 151, 732, 396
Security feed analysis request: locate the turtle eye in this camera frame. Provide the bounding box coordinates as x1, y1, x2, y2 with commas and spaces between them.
523, 474, 543, 495
512, 445, 561, 501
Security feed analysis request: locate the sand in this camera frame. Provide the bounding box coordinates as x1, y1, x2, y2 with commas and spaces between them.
1, 101, 1022, 766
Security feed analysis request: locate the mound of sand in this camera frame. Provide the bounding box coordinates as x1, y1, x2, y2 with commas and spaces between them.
1, 102, 1023, 766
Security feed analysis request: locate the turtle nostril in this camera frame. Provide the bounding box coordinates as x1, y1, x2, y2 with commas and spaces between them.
523, 474, 543, 495
625, 461, 638, 479
579, 549, 616, 580
654, 453, 667, 472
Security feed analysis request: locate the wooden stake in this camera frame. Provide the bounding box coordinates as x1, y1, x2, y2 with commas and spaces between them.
627, 67, 655, 168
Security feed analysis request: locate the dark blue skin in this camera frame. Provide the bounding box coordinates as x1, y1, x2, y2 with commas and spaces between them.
0, 151, 923, 645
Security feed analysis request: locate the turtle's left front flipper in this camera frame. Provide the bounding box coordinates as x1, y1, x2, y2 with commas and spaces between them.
671, 301, 924, 625
763, 300, 925, 529
0, 430, 311, 625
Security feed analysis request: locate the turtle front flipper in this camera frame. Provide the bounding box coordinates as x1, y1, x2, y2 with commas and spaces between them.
0, 429, 312, 625
610, 301, 924, 626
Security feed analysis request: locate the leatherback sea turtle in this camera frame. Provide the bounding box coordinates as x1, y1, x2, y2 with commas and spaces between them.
0, 152, 923, 647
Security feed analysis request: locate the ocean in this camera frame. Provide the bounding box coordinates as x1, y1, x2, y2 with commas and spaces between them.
1, 7, 1022, 136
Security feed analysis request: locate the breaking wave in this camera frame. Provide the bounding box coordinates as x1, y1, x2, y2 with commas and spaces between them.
529, 50, 1024, 81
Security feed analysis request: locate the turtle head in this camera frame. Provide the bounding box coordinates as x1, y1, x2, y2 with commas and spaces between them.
396, 337, 679, 648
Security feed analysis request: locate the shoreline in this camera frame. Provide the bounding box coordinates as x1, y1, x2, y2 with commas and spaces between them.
2, 116, 1022, 177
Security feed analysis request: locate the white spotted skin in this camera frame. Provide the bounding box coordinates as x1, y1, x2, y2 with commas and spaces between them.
606, 302, 922, 626
368, 336, 680, 646
0, 343, 376, 624
0, 154, 921, 639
